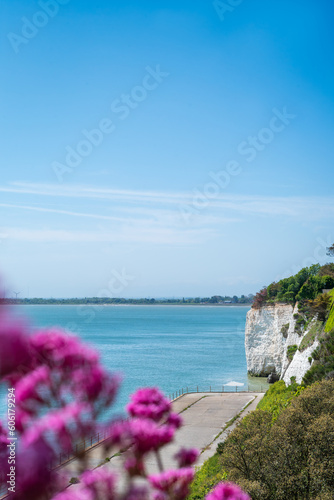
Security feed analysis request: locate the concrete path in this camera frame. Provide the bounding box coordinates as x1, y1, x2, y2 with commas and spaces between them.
64, 391, 264, 479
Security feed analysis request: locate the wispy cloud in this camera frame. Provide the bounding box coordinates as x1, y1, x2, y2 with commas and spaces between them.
1, 182, 334, 220
0, 203, 126, 222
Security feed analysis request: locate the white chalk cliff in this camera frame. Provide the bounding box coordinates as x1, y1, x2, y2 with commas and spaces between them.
245, 303, 319, 384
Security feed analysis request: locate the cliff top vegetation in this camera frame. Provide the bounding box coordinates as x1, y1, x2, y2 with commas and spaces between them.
252, 263, 334, 309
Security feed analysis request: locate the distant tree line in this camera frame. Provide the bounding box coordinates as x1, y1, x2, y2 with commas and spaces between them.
4, 294, 254, 306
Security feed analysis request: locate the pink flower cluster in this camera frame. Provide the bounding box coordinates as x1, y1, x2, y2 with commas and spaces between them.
0, 302, 249, 500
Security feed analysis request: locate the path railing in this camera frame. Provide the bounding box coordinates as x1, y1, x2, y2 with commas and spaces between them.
168, 384, 267, 401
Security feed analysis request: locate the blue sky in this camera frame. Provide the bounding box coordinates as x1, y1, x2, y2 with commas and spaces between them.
1, 0, 334, 298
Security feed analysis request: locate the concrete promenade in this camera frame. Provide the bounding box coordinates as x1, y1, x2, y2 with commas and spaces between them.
64, 391, 264, 479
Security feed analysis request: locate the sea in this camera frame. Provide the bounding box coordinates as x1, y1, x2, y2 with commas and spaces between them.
1, 305, 266, 419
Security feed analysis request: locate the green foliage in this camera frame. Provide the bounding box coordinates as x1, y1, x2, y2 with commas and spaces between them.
188, 454, 227, 500
318, 262, 334, 278
220, 380, 334, 499
293, 313, 306, 334
299, 320, 323, 351
280, 323, 289, 338
257, 380, 303, 420
295, 274, 334, 302
69, 477, 80, 484
325, 289, 334, 332
303, 328, 334, 385
287, 344, 298, 361
252, 264, 334, 308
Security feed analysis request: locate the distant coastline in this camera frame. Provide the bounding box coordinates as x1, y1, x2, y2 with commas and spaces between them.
3, 295, 254, 307
13, 303, 251, 307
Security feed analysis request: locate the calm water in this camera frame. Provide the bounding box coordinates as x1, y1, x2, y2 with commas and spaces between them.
1, 305, 265, 418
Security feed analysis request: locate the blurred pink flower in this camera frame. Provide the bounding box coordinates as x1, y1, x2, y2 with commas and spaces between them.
31, 329, 98, 370
0, 311, 30, 377
23, 402, 93, 452
105, 419, 130, 448
129, 418, 175, 454
15, 435, 61, 499
0, 422, 9, 450
127, 387, 171, 422
149, 468, 195, 500
16, 365, 50, 405
206, 483, 250, 500
52, 489, 93, 500
174, 448, 199, 467
153, 492, 168, 500
124, 456, 145, 477
73, 365, 121, 404
80, 468, 117, 498
123, 485, 150, 500
166, 413, 183, 429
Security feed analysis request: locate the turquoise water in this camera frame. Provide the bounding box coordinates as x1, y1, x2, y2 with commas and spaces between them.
1, 305, 264, 418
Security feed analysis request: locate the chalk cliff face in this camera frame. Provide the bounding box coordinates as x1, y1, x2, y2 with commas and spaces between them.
245, 303, 318, 383
282, 338, 319, 385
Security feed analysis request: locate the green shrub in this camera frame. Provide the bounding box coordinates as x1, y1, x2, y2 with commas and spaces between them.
69, 477, 80, 484
188, 454, 227, 500
303, 329, 334, 385
257, 380, 302, 420
281, 323, 289, 337
287, 344, 298, 361
299, 320, 323, 351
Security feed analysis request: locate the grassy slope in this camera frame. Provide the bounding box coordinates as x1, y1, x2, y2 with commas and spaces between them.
188, 454, 227, 500
325, 289, 334, 332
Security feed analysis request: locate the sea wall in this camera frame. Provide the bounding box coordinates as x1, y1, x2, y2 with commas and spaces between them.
245, 303, 319, 383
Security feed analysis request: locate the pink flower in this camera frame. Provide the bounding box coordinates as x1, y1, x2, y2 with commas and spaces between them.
206, 482, 250, 500
15, 435, 60, 499
174, 447, 199, 467
124, 456, 145, 476
0, 311, 30, 377
15, 365, 50, 406
53, 489, 93, 500
0, 421, 9, 450
105, 419, 131, 448
80, 468, 117, 498
24, 402, 93, 452
153, 492, 168, 500
31, 329, 98, 370
127, 387, 171, 422
73, 365, 121, 404
149, 468, 195, 500
123, 485, 150, 500
129, 418, 175, 454
166, 413, 183, 429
